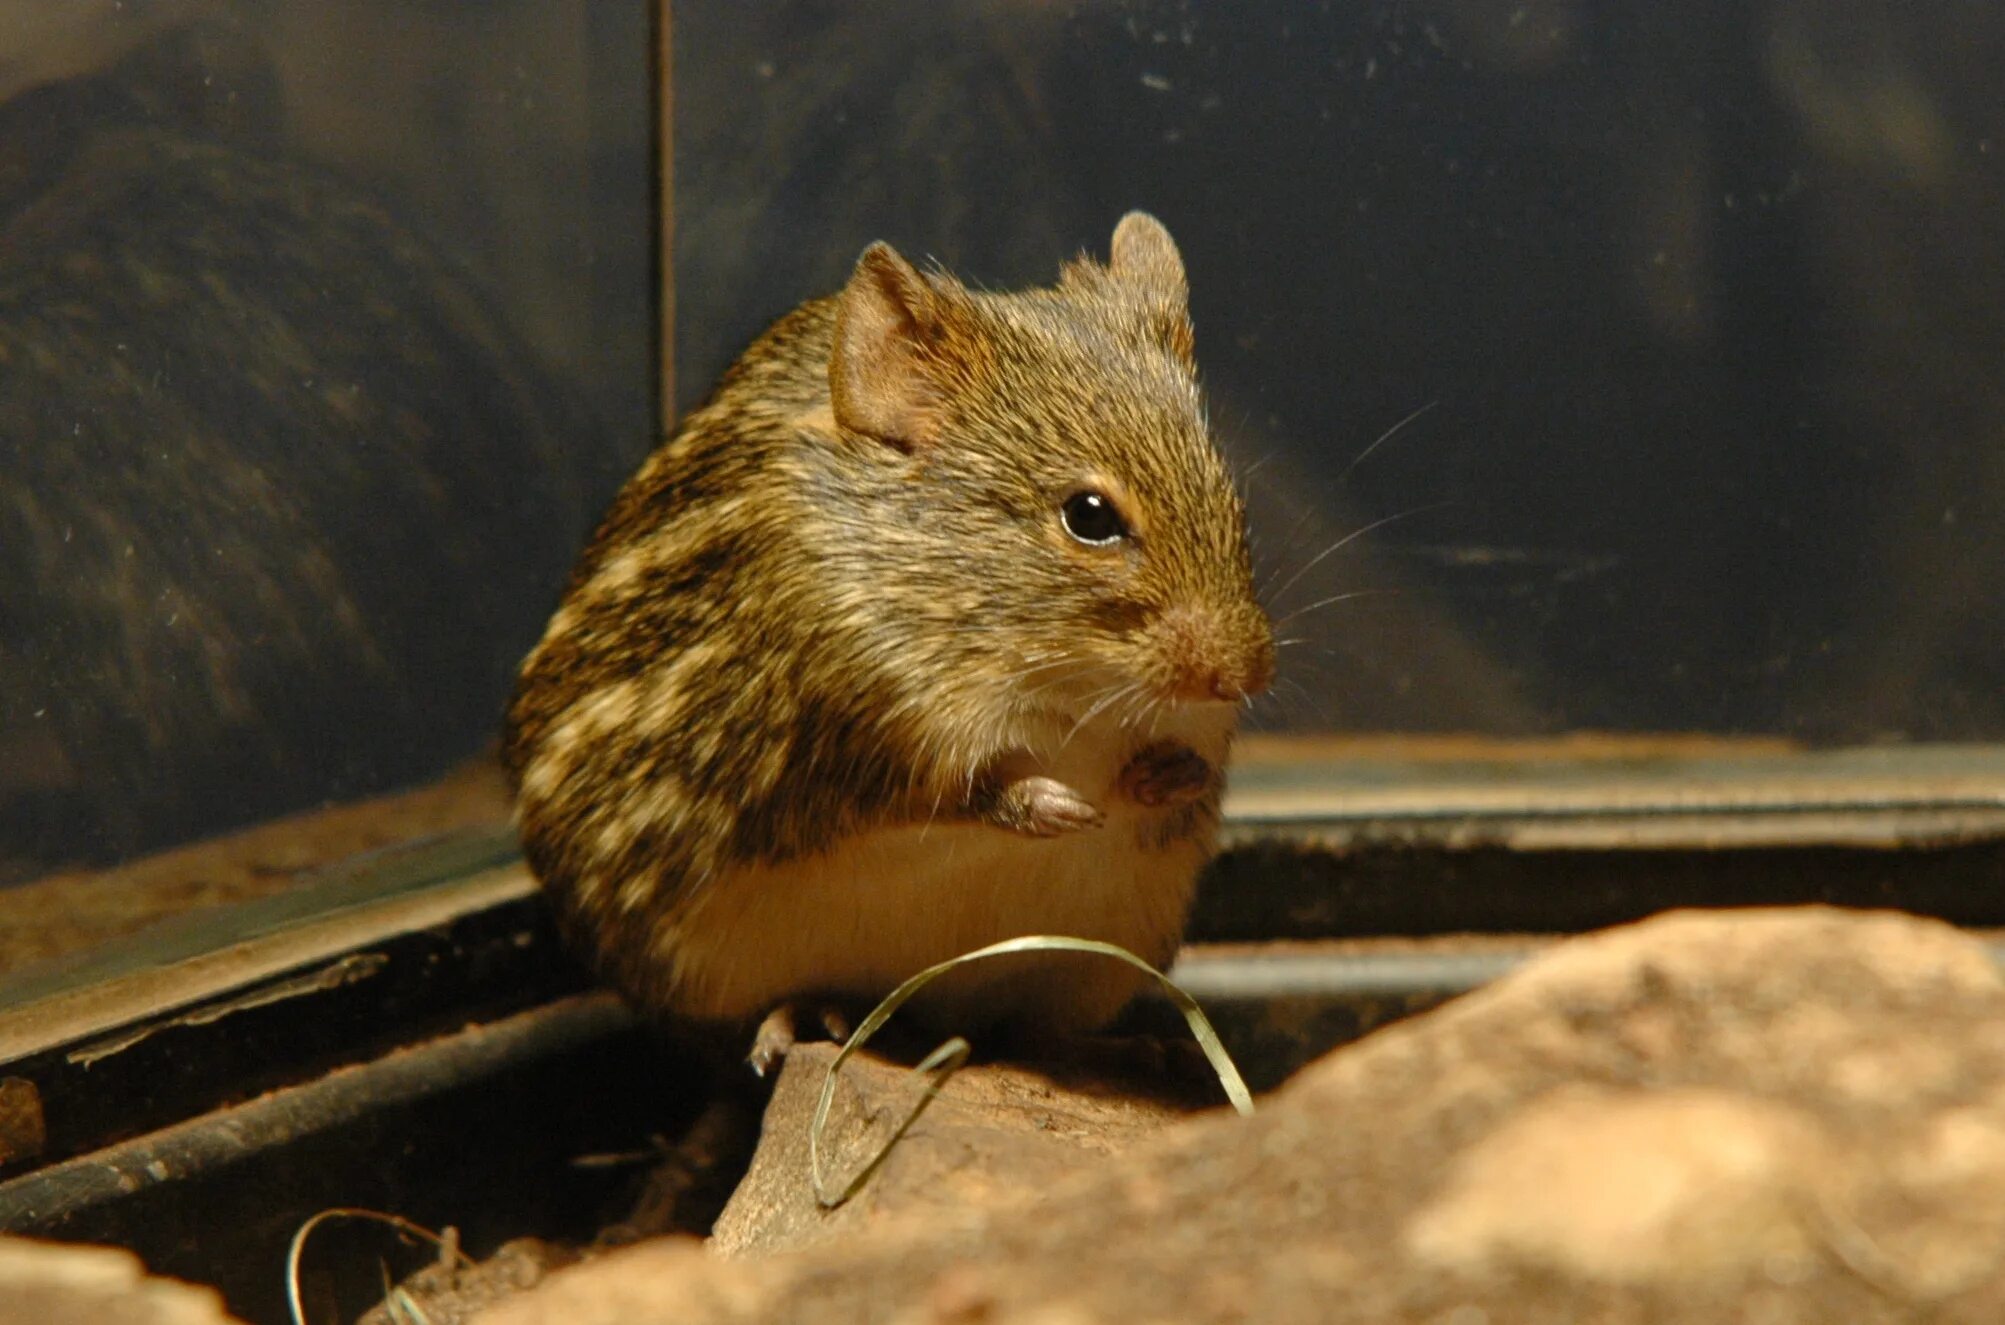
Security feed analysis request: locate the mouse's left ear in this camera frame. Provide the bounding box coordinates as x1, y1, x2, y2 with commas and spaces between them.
830, 242, 959, 451
1109, 212, 1196, 370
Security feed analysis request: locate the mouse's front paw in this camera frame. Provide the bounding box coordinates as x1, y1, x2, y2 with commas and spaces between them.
748, 1001, 856, 1077
1117, 740, 1216, 808
1018, 775, 1107, 835
976, 774, 1105, 837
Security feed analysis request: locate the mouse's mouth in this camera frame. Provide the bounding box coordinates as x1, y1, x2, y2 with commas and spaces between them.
1031, 683, 1240, 741
995, 638, 1261, 738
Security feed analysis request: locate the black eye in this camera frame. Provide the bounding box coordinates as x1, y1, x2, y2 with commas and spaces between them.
1060, 489, 1129, 546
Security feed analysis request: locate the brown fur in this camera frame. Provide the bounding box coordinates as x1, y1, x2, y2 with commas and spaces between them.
504, 214, 1272, 1038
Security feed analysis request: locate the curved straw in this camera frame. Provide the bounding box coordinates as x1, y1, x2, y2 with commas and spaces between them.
285, 1207, 473, 1325
810, 935, 1255, 1208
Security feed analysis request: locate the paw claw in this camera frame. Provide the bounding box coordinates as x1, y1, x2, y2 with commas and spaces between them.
1021, 776, 1104, 835
748, 1006, 797, 1078
747, 1001, 855, 1077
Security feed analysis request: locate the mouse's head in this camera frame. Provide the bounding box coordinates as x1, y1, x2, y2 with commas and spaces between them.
826, 212, 1273, 738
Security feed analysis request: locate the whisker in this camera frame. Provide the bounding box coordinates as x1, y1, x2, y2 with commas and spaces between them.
1238, 446, 1281, 485
1014, 664, 1096, 707
1271, 675, 1327, 726
1063, 681, 1137, 748
1266, 503, 1452, 608
918, 785, 948, 840
1256, 499, 1337, 597
1122, 686, 1162, 733
937, 624, 1061, 634
1272, 587, 1397, 627
1333, 400, 1440, 488
994, 659, 1080, 687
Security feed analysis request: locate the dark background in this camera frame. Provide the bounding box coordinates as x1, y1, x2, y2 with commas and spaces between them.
5, 0, 2003, 883
677, 0, 2005, 743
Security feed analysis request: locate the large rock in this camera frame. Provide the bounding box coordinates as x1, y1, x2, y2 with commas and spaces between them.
0, 1237, 243, 1325
712, 1039, 1213, 1258
476, 907, 2005, 1323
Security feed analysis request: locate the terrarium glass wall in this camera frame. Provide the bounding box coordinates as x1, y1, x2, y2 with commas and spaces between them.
677, 0, 2005, 745
0, 1, 654, 890
7, 0, 2004, 917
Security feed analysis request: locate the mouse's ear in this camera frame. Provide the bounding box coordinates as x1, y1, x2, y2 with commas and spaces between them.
830, 242, 952, 450
1110, 212, 1187, 301
1109, 212, 1196, 370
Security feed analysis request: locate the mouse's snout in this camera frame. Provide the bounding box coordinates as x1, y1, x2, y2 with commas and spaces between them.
1152, 601, 1275, 705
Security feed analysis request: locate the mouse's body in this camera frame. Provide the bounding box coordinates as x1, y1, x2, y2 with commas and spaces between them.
660, 700, 1238, 1036
504, 213, 1272, 1051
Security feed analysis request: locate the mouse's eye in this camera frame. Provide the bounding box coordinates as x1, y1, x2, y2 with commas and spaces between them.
1060, 489, 1130, 546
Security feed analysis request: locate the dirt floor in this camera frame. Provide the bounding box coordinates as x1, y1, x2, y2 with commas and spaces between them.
0, 755, 513, 978
0, 731, 1805, 983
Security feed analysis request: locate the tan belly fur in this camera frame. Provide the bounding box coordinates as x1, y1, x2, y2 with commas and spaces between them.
657, 706, 1236, 1037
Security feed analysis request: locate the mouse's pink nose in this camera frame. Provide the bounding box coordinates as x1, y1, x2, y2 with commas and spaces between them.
1158, 604, 1276, 704
1201, 649, 1273, 703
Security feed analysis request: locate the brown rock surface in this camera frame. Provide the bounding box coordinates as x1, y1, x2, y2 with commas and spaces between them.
711, 1040, 1213, 1258
476, 907, 2005, 1324
354, 1238, 572, 1325
0, 1236, 245, 1325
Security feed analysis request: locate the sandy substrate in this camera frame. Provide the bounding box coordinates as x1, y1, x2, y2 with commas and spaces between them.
0, 755, 514, 978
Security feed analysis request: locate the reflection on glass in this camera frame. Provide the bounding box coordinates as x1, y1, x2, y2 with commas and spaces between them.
6, 0, 2004, 971
0, 3, 650, 919
679, 0, 2005, 743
